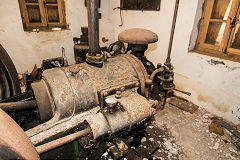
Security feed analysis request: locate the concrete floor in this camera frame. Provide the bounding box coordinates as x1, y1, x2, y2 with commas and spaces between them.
148, 99, 240, 160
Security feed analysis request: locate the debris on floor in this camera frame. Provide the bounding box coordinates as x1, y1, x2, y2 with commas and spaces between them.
95, 98, 240, 160
154, 100, 240, 160
169, 96, 199, 113
236, 125, 240, 131
98, 124, 182, 160
209, 120, 225, 136
41, 98, 240, 160
211, 117, 240, 139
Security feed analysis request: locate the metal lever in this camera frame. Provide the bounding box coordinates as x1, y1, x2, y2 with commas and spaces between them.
113, 7, 123, 27
174, 88, 191, 96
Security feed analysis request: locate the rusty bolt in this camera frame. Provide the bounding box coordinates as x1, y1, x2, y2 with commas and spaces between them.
69, 66, 80, 74
103, 92, 108, 96
146, 62, 151, 66
145, 79, 152, 85
157, 63, 162, 69
149, 100, 159, 108
115, 91, 121, 99
120, 87, 125, 92
103, 108, 108, 113
135, 82, 140, 87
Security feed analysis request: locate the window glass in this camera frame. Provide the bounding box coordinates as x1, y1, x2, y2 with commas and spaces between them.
45, 0, 58, 4
121, 0, 160, 11
231, 24, 240, 49
211, 0, 232, 20
47, 6, 60, 22
25, 0, 38, 3
27, 5, 42, 23
205, 22, 226, 45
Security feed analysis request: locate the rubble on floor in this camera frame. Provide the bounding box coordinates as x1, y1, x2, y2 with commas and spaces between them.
100, 97, 240, 160
153, 98, 240, 160
41, 97, 240, 160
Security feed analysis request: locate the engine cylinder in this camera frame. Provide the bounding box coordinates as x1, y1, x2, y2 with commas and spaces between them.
32, 54, 149, 122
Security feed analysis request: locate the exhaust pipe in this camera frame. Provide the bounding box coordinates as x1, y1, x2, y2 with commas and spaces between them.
86, 0, 103, 67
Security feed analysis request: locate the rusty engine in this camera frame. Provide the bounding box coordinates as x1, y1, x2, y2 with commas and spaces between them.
0, 0, 186, 159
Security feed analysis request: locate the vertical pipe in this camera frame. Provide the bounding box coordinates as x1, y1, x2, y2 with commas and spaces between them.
87, 0, 101, 56
166, 0, 180, 63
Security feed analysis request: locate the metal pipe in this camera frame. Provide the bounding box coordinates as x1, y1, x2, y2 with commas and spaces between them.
150, 67, 165, 81
0, 90, 34, 103
166, 0, 180, 63
173, 88, 191, 96
87, 0, 101, 56
0, 100, 38, 112
36, 127, 92, 154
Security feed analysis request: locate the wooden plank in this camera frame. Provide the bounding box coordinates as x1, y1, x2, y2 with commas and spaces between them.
169, 97, 199, 113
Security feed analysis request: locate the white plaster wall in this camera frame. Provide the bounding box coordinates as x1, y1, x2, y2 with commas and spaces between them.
0, 0, 114, 73
111, 0, 240, 124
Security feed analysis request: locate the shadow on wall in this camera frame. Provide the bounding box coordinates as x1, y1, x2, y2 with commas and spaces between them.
145, 43, 158, 56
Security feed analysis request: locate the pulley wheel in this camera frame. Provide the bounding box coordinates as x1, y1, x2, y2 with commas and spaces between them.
0, 44, 20, 100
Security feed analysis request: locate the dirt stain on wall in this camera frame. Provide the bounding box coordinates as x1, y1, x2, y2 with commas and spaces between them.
197, 94, 230, 113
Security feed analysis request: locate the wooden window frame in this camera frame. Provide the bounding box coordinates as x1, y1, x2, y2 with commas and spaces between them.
18, 0, 67, 31
195, 0, 240, 62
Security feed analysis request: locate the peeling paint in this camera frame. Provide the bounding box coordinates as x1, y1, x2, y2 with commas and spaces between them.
207, 59, 240, 71
207, 59, 225, 66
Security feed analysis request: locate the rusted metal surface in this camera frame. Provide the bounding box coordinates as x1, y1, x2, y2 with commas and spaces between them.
31, 81, 54, 122
86, 53, 104, 67
32, 55, 140, 121
150, 65, 175, 92
145, 79, 153, 98
86, 90, 156, 141
150, 67, 164, 81
0, 109, 40, 160
36, 127, 92, 154
129, 54, 150, 96
69, 65, 80, 74
26, 106, 99, 146
86, 0, 101, 56
86, 112, 111, 141
29, 54, 150, 145
166, 0, 179, 64
118, 92, 156, 129
86, 0, 103, 67
0, 90, 34, 103
98, 79, 139, 108
122, 54, 149, 97
106, 138, 129, 159
0, 100, 37, 112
